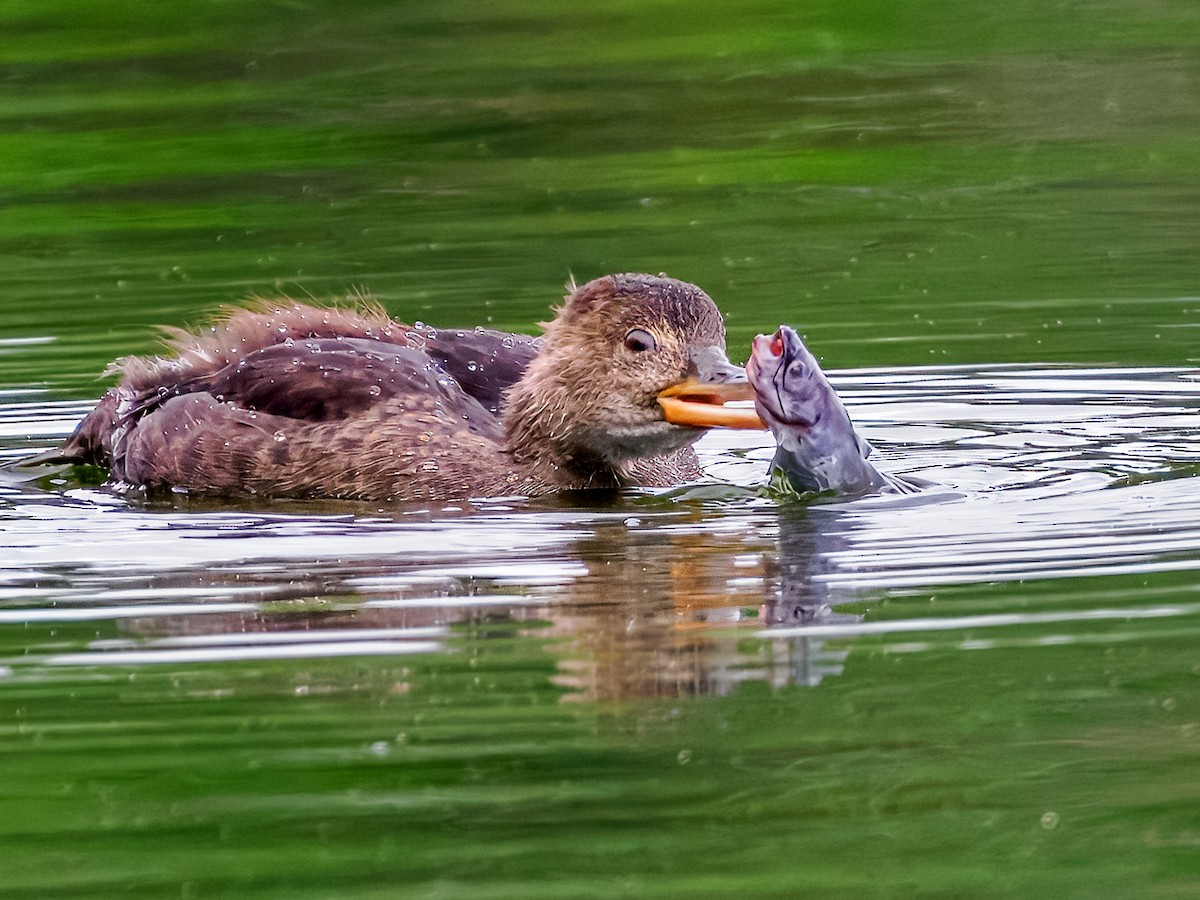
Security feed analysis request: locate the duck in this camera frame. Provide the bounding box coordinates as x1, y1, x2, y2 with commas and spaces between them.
49, 273, 763, 501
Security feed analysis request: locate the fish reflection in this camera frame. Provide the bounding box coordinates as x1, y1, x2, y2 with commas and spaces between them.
508, 509, 860, 700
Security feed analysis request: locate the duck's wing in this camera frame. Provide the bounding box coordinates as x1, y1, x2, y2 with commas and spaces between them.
49, 337, 506, 470
184, 329, 542, 422
416, 326, 540, 416
127, 338, 503, 434
50, 327, 539, 466
103, 339, 513, 496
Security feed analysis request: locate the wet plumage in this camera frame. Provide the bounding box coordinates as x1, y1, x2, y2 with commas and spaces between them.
54, 274, 746, 501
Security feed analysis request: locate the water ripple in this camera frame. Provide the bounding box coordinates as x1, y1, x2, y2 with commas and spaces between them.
1, 364, 1199, 687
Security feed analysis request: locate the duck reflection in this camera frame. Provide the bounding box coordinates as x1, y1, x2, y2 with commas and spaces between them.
85, 504, 862, 698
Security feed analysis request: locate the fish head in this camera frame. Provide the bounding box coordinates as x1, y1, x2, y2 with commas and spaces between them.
746, 325, 828, 434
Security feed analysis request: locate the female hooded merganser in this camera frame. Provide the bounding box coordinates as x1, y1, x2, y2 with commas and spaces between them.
52, 273, 762, 501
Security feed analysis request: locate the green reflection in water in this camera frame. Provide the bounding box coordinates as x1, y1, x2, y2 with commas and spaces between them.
2, 0, 1200, 395
2, 574, 1198, 898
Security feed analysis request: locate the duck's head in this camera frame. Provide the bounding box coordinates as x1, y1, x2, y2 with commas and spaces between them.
505, 273, 759, 473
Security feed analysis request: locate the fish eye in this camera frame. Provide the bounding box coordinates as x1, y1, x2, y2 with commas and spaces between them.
623, 328, 658, 353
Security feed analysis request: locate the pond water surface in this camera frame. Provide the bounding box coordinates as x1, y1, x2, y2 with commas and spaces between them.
3, 1, 1200, 897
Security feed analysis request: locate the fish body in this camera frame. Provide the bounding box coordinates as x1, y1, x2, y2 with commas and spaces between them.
747, 326, 903, 497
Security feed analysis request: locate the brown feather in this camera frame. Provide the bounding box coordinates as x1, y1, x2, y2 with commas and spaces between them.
52, 274, 739, 501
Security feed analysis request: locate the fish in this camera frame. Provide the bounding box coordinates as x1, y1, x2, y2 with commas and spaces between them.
746, 325, 912, 497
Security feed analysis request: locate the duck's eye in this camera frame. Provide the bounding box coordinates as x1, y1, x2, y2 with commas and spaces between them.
624, 328, 658, 353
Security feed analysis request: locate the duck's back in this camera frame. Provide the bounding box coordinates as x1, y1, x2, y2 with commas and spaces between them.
60, 302, 542, 500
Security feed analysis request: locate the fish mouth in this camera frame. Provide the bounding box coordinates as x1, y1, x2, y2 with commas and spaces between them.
748, 327, 811, 430
657, 378, 764, 429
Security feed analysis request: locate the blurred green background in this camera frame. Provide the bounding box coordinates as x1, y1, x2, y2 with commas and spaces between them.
2, 0, 1198, 396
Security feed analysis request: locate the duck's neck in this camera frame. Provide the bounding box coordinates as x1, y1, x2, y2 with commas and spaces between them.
502, 361, 622, 490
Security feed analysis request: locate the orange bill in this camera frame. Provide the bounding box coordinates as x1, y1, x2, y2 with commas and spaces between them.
657, 379, 765, 430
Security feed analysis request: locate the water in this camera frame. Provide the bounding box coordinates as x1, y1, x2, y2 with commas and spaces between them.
3, 1, 1200, 897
